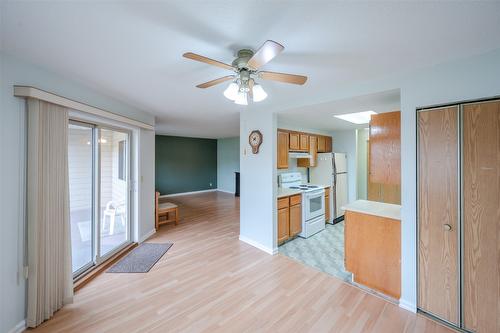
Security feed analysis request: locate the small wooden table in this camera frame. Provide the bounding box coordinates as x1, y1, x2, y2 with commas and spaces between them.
155, 192, 179, 230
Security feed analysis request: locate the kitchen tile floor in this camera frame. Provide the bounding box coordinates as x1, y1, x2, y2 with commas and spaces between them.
279, 221, 352, 282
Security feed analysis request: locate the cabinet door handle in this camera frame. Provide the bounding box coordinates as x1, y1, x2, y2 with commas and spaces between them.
443, 224, 452, 231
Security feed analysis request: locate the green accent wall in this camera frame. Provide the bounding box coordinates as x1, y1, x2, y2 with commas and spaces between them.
155, 135, 217, 195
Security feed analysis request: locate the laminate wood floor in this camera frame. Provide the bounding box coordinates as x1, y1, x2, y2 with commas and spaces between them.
31, 191, 455, 333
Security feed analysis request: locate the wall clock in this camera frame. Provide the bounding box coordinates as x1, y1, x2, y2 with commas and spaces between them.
249, 130, 263, 154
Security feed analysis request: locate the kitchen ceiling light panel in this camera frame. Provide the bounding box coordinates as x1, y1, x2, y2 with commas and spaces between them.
334, 111, 377, 124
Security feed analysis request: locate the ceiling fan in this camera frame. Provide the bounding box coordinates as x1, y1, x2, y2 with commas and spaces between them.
183, 40, 307, 105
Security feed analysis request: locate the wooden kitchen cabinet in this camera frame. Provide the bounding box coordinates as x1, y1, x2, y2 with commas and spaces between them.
369, 111, 400, 185
324, 187, 330, 223
345, 210, 401, 299
317, 136, 326, 152
297, 135, 318, 168
325, 136, 332, 152
289, 197, 302, 237
277, 130, 289, 169
277, 194, 302, 244
289, 132, 300, 151
299, 134, 309, 151
277, 197, 290, 245
277, 206, 290, 245
368, 111, 401, 204
368, 182, 401, 205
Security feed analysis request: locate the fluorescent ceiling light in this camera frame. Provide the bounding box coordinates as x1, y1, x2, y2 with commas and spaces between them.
334, 111, 377, 124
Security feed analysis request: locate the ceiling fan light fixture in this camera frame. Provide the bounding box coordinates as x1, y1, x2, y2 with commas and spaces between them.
223, 82, 239, 100
234, 91, 248, 105
252, 84, 267, 102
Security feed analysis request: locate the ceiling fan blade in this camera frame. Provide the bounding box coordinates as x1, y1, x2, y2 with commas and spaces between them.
183, 52, 234, 71
196, 75, 234, 88
247, 40, 284, 70
259, 71, 308, 85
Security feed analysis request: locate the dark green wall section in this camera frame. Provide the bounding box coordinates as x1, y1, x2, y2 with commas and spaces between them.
155, 135, 217, 195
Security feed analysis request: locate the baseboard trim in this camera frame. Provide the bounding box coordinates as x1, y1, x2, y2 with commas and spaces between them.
239, 235, 277, 255
399, 298, 417, 313
8, 319, 26, 333
159, 189, 216, 198
139, 229, 156, 243
216, 189, 235, 194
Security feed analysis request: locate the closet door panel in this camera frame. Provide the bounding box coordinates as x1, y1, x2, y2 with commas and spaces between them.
418, 107, 459, 325
463, 100, 500, 333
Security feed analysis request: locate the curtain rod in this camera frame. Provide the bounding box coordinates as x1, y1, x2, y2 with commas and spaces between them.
13, 85, 155, 130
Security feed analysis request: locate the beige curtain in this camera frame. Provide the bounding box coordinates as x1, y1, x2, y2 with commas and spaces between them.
26, 99, 73, 328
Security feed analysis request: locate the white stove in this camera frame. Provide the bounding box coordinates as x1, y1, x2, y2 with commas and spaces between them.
279, 172, 326, 238
287, 184, 322, 191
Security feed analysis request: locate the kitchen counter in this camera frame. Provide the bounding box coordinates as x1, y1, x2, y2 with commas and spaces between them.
342, 199, 401, 221
277, 187, 302, 198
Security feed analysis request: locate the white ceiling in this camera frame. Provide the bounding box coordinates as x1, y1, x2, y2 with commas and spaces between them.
278, 89, 401, 131
2, 1, 500, 138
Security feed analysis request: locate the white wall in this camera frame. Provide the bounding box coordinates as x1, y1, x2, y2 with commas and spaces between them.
138, 129, 156, 243
217, 137, 240, 193
330, 129, 358, 203
239, 108, 277, 254
0, 52, 155, 333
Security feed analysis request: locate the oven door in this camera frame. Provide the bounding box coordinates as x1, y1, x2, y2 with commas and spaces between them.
304, 190, 325, 221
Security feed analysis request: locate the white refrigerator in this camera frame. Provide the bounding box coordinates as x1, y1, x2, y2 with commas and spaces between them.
310, 153, 348, 223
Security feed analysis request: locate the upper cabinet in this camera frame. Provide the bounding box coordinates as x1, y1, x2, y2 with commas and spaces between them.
317, 135, 332, 153
290, 132, 309, 152
297, 135, 318, 168
325, 136, 332, 153
277, 129, 333, 169
299, 134, 309, 151
368, 111, 401, 204
289, 132, 300, 151
317, 136, 326, 152
277, 130, 289, 169
369, 111, 400, 184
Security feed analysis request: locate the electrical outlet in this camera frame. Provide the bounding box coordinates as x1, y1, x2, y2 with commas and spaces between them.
209, 182, 213, 187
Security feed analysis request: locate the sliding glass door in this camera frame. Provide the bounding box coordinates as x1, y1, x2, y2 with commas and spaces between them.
98, 128, 129, 258
68, 122, 95, 275
68, 121, 131, 277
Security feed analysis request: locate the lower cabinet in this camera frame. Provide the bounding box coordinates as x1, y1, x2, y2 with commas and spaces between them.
289, 203, 301, 237
277, 206, 289, 244
277, 194, 302, 245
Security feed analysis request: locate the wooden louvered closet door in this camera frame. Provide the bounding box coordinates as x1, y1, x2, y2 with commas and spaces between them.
417, 106, 459, 325
462, 100, 500, 333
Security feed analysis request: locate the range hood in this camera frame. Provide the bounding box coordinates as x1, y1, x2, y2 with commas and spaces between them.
289, 152, 311, 159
